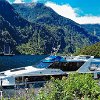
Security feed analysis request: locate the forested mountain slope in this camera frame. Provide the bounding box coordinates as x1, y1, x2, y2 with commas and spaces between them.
82, 24, 100, 38
75, 42, 100, 57
0, 1, 99, 54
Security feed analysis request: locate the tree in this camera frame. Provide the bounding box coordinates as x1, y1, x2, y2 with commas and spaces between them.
36, 73, 100, 100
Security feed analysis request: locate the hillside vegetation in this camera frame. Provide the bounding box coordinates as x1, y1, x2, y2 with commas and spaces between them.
82, 24, 100, 38
12, 3, 100, 54
36, 73, 100, 100
0, 1, 100, 54
75, 42, 100, 57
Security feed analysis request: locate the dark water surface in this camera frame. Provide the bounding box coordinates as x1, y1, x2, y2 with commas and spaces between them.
0, 55, 48, 71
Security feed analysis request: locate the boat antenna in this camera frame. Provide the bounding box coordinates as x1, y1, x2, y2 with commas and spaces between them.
38, 32, 40, 49
93, 29, 96, 36
52, 45, 60, 55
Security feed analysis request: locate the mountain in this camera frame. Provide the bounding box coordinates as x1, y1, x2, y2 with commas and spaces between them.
75, 42, 100, 57
0, 0, 35, 44
12, 3, 100, 53
0, 15, 16, 53
0, 0, 31, 53
0, 1, 99, 54
0, 1, 50, 54
81, 24, 100, 38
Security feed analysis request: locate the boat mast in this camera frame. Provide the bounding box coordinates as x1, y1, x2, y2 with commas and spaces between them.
52, 45, 60, 55
8, 46, 10, 55
93, 29, 96, 36
3, 44, 5, 54
38, 31, 40, 49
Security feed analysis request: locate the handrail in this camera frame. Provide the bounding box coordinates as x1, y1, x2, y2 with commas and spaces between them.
77, 56, 94, 73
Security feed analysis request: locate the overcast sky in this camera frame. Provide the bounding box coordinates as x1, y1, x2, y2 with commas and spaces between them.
7, 0, 100, 24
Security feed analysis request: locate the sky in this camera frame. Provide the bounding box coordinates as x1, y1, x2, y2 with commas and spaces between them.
7, 0, 100, 24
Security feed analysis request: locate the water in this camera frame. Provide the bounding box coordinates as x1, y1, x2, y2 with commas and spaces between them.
0, 55, 48, 71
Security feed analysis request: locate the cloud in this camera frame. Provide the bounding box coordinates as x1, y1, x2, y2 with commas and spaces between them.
46, 2, 78, 20
75, 16, 100, 24
32, 0, 38, 2
32, 0, 47, 3
7, 0, 12, 3
45, 2, 100, 24
14, 0, 25, 3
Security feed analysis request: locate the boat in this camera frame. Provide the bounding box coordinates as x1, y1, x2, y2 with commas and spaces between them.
0, 55, 100, 89
0, 45, 15, 56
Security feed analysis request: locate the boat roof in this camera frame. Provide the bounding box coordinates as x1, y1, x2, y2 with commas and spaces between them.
42, 55, 66, 62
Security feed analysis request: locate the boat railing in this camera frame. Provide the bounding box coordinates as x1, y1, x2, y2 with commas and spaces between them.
16, 81, 46, 85
15, 81, 47, 89
77, 56, 94, 73
64, 55, 92, 60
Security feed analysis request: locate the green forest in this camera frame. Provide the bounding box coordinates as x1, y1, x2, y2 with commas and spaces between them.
0, 1, 100, 55
75, 42, 100, 57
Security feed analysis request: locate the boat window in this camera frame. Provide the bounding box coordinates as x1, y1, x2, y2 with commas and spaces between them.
0, 72, 6, 76
10, 67, 25, 72
0, 72, 4, 75
35, 62, 52, 68
15, 76, 51, 83
48, 62, 85, 71
15, 74, 67, 84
